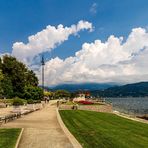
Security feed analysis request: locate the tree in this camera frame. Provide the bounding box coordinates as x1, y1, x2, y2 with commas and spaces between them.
0, 70, 3, 81
70, 92, 77, 98
44, 91, 53, 99
2, 55, 27, 97
0, 55, 40, 99
0, 57, 3, 96
0, 57, 2, 69
1, 55, 39, 98
1, 75, 13, 98
25, 70, 38, 86
0, 70, 4, 97
24, 85, 43, 100
54, 90, 70, 99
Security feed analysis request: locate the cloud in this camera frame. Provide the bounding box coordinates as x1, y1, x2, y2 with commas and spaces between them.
12, 20, 93, 65
36, 27, 148, 86
90, 2, 98, 14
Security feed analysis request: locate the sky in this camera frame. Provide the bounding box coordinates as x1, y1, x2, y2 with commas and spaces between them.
0, 0, 148, 86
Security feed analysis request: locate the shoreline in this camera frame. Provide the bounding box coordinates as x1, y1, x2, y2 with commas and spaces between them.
113, 110, 148, 124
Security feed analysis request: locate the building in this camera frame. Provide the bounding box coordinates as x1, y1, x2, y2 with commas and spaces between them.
73, 91, 91, 102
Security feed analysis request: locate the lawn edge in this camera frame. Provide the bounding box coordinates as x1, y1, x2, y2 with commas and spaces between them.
56, 109, 82, 148
113, 111, 148, 124
15, 128, 24, 148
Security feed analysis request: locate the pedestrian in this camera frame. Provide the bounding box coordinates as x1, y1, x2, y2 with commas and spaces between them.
57, 101, 59, 107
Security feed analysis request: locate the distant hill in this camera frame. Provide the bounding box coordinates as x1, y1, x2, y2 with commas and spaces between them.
91, 82, 148, 97
48, 83, 117, 92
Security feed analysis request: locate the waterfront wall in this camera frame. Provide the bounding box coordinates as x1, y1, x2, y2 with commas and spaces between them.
59, 104, 112, 113
78, 104, 112, 113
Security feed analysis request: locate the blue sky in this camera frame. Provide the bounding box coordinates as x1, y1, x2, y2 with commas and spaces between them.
1, 0, 148, 58
1, 0, 148, 85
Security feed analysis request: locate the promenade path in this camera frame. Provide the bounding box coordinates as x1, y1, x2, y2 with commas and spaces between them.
2, 101, 73, 148
0, 106, 13, 116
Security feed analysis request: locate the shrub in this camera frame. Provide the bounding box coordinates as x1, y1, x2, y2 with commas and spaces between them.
27, 99, 34, 104
24, 86, 43, 100
12, 97, 24, 106
33, 100, 41, 104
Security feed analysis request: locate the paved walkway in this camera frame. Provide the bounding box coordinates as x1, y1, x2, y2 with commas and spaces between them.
2, 101, 73, 148
0, 106, 13, 116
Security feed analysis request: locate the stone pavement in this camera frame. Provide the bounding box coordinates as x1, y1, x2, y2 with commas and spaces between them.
0, 106, 13, 116
1, 101, 73, 148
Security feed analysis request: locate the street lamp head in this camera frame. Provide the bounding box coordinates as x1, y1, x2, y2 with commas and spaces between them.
41, 56, 45, 65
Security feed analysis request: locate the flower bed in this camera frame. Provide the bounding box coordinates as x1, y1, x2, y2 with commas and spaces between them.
78, 100, 94, 105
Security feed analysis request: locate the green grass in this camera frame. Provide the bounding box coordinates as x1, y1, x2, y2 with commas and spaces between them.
0, 128, 21, 148
60, 110, 148, 148
64, 101, 77, 105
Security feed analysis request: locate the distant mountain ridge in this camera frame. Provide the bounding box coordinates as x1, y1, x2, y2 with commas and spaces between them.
91, 82, 148, 97
48, 83, 117, 92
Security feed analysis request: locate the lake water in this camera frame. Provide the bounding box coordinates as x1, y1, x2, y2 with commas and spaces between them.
105, 97, 148, 115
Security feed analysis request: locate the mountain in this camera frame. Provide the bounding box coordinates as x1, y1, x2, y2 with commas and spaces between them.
91, 82, 148, 97
48, 83, 117, 92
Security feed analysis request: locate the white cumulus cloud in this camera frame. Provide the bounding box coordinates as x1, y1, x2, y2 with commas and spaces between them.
12, 20, 93, 64
36, 27, 148, 86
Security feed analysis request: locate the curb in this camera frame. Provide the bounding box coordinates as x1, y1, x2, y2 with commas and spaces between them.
114, 111, 148, 124
56, 109, 82, 148
15, 128, 24, 148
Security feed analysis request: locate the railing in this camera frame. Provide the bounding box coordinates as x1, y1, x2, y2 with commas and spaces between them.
0, 103, 43, 126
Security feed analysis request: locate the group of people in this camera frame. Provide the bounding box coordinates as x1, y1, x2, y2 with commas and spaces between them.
44, 96, 50, 103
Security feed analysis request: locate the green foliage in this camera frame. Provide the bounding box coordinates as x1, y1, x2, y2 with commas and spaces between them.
2, 55, 26, 97
27, 99, 34, 104
54, 90, 70, 99
0, 70, 3, 81
25, 70, 38, 86
44, 91, 53, 97
60, 110, 148, 148
70, 92, 77, 98
33, 100, 41, 103
0, 98, 27, 105
12, 97, 24, 106
1, 75, 13, 98
0, 55, 39, 99
0, 70, 4, 96
24, 85, 43, 100
0, 58, 2, 69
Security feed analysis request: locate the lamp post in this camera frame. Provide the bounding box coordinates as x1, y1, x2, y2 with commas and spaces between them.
41, 55, 45, 100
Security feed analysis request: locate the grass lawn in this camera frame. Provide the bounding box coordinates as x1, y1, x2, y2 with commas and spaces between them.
64, 101, 77, 105
60, 110, 148, 148
0, 128, 21, 148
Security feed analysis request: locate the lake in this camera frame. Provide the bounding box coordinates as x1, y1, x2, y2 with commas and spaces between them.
105, 97, 148, 115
